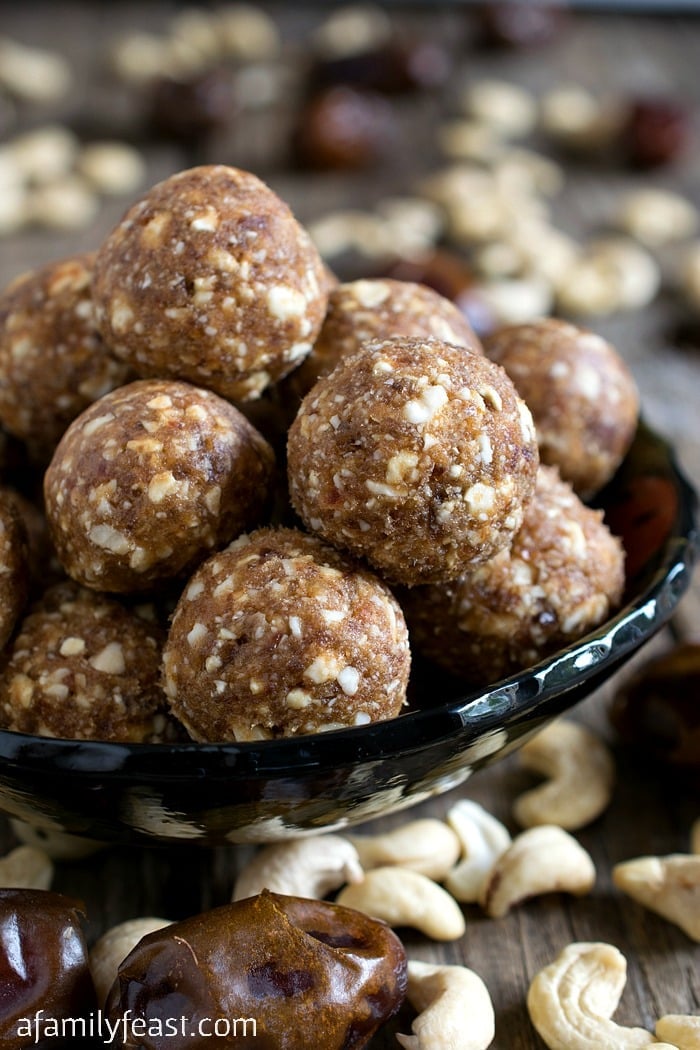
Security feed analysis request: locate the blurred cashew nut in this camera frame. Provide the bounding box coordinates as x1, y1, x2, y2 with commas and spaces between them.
613, 854, 700, 942
90, 917, 172, 1006
10, 818, 106, 860
0, 845, 53, 890
443, 800, 511, 902
336, 867, 466, 941
527, 941, 659, 1050
348, 819, 461, 881
656, 1013, 700, 1050
513, 720, 615, 830
480, 825, 596, 918
233, 835, 363, 901
396, 960, 495, 1050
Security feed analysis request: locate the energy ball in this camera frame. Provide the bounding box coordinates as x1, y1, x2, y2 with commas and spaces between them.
0, 253, 131, 463
92, 165, 329, 401
285, 278, 483, 403
162, 527, 411, 741
0, 581, 168, 742
403, 465, 625, 685
484, 318, 639, 498
0, 488, 29, 650
44, 379, 274, 594
287, 337, 539, 586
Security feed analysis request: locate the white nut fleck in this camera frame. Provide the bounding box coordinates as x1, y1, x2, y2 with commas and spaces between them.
613, 854, 700, 942
444, 799, 512, 902
513, 720, 615, 831
348, 819, 461, 881
336, 867, 466, 941
232, 835, 363, 900
90, 917, 172, 1006
89, 641, 126, 675
480, 825, 596, 917
396, 960, 495, 1050
0, 845, 53, 890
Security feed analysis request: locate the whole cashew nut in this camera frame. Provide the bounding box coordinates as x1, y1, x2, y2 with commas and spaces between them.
10, 818, 106, 860
232, 835, 363, 901
613, 854, 700, 942
348, 819, 461, 881
90, 917, 172, 1006
656, 1013, 700, 1050
513, 720, 615, 831
479, 825, 596, 918
0, 845, 53, 890
396, 960, 495, 1050
336, 867, 466, 941
527, 941, 658, 1050
443, 800, 512, 902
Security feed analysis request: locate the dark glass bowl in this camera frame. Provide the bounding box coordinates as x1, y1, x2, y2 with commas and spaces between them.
0, 421, 696, 846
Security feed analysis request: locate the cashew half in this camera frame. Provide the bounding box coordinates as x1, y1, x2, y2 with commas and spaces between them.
336, 867, 466, 941
0, 845, 53, 890
656, 1014, 700, 1049
233, 835, 363, 901
443, 800, 512, 902
480, 825, 596, 917
527, 941, 658, 1050
90, 917, 172, 1006
348, 820, 461, 881
691, 819, 700, 856
513, 720, 615, 831
613, 854, 700, 942
396, 960, 495, 1050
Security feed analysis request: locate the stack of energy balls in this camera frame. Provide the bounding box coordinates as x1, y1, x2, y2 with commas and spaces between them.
0, 165, 636, 744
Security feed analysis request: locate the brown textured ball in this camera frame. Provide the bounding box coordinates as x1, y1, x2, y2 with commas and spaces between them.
162, 527, 411, 741
0, 581, 168, 742
403, 465, 625, 685
44, 379, 274, 593
285, 278, 483, 403
0, 488, 29, 650
92, 165, 329, 401
287, 337, 539, 586
0, 254, 132, 463
484, 318, 639, 498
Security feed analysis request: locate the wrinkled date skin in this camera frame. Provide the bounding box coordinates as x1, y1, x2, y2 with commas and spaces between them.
106, 890, 407, 1050
0, 889, 95, 1049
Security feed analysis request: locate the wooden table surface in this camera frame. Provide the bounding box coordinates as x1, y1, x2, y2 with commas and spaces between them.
0, 5, 698, 1047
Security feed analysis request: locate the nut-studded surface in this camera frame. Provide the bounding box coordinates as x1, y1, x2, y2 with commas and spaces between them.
404, 465, 625, 684
92, 165, 329, 401
285, 278, 483, 403
0, 253, 131, 462
43, 378, 275, 593
0, 488, 28, 649
287, 337, 539, 586
162, 527, 410, 741
484, 318, 640, 499
0, 581, 168, 742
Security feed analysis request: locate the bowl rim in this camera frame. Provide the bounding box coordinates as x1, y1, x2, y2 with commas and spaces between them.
0, 420, 697, 779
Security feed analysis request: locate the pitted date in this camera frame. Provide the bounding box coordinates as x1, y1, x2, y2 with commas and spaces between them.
106, 890, 407, 1050
0, 889, 95, 1049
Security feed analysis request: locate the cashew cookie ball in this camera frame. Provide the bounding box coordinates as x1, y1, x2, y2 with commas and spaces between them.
0, 582, 169, 742
162, 527, 411, 741
484, 318, 639, 498
0, 488, 29, 650
44, 379, 275, 593
403, 465, 625, 685
93, 165, 329, 401
286, 278, 484, 403
287, 337, 539, 586
0, 253, 132, 462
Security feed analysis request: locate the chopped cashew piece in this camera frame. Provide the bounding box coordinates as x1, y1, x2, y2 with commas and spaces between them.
396, 960, 495, 1050
691, 819, 700, 856
0, 845, 53, 890
90, 917, 172, 1006
513, 720, 615, 830
480, 825, 595, 917
348, 819, 461, 881
232, 835, 363, 901
443, 800, 512, 902
336, 866, 466, 941
527, 942, 658, 1050
656, 1013, 700, 1049
613, 854, 700, 942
